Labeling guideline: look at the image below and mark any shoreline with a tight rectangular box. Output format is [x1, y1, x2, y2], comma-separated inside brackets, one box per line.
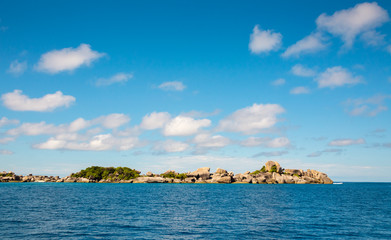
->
[1, 161, 333, 184]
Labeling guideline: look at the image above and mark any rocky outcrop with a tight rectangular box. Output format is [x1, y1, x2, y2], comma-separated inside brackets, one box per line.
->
[1, 161, 333, 184]
[265, 161, 283, 173]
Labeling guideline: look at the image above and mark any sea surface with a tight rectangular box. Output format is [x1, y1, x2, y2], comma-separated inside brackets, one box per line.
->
[0, 182, 390, 239]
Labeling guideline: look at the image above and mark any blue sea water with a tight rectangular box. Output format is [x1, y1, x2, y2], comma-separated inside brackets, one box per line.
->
[0, 183, 391, 239]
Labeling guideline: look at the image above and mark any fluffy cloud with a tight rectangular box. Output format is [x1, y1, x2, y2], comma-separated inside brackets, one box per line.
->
[2, 90, 75, 112]
[193, 133, 231, 148]
[0, 137, 15, 144]
[93, 113, 130, 129]
[7, 60, 27, 75]
[140, 112, 171, 130]
[163, 116, 211, 136]
[282, 33, 327, 57]
[158, 81, 186, 91]
[291, 64, 316, 77]
[328, 138, 365, 146]
[95, 72, 133, 86]
[249, 25, 282, 54]
[241, 137, 290, 148]
[154, 139, 189, 153]
[316, 2, 389, 48]
[0, 117, 19, 127]
[217, 103, 285, 135]
[290, 86, 310, 95]
[315, 66, 363, 88]
[0, 149, 13, 155]
[271, 78, 285, 86]
[34, 134, 139, 151]
[344, 94, 391, 117]
[35, 44, 104, 74]
[7, 113, 129, 136]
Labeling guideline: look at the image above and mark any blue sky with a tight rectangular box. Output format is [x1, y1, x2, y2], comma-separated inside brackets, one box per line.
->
[1, 0, 391, 181]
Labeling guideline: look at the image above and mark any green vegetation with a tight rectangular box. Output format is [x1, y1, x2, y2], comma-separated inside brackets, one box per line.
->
[270, 165, 277, 173]
[251, 166, 267, 175]
[71, 166, 140, 181]
[293, 174, 300, 178]
[161, 171, 188, 180]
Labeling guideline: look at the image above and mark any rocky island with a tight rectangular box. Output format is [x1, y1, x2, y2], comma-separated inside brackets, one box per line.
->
[0, 161, 333, 184]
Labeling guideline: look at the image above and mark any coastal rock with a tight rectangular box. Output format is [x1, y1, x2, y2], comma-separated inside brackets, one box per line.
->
[188, 167, 210, 180]
[211, 175, 232, 183]
[265, 161, 283, 173]
[146, 171, 154, 177]
[133, 177, 166, 183]
[215, 168, 227, 175]
[285, 169, 304, 176]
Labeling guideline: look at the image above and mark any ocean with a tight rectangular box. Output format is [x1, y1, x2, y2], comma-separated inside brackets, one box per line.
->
[1, 183, 390, 239]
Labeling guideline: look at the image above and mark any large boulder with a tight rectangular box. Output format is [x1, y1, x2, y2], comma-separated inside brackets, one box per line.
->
[215, 168, 227, 175]
[265, 161, 283, 173]
[211, 175, 232, 183]
[285, 169, 304, 176]
[133, 177, 166, 183]
[305, 169, 333, 184]
[188, 167, 211, 180]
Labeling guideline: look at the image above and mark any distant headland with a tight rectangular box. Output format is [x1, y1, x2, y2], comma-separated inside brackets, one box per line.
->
[0, 161, 333, 184]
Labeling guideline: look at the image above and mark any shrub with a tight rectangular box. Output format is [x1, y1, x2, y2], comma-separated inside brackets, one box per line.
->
[260, 166, 266, 172]
[270, 165, 277, 173]
[251, 170, 261, 175]
[72, 166, 140, 180]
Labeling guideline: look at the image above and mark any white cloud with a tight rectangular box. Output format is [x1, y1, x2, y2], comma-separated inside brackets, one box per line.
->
[154, 139, 189, 153]
[217, 103, 285, 135]
[193, 133, 230, 148]
[316, 2, 389, 48]
[6, 113, 129, 136]
[328, 138, 365, 146]
[7, 60, 27, 75]
[290, 86, 310, 95]
[0, 117, 19, 128]
[95, 72, 133, 86]
[34, 134, 139, 151]
[282, 32, 327, 57]
[291, 64, 316, 77]
[2, 90, 75, 112]
[307, 149, 343, 158]
[93, 113, 130, 129]
[344, 94, 391, 117]
[271, 78, 285, 86]
[0, 149, 13, 155]
[315, 66, 363, 88]
[360, 30, 386, 46]
[163, 116, 211, 136]
[241, 136, 290, 148]
[249, 25, 282, 54]
[140, 112, 171, 130]
[253, 151, 288, 157]
[0, 137, 15, 144]
[35, 44, 104, 74]
[158, 81, 186, 91]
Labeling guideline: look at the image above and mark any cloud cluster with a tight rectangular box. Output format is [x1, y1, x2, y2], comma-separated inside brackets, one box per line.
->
[217, 104, 285, 134]
[35, 44, 104, 74]
[2, 90, 75, 112]
[249, 25, 282, 54]
[315, 66, 363, 89]
[344, 94, 391, 117]
[163, 116, 211, 136]
[283, 2, 390, 57]
[0, 117, 19, 128]
[328, 138, 365, 146]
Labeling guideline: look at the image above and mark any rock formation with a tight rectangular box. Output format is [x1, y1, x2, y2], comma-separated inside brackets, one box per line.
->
[0, 161, 333, 184]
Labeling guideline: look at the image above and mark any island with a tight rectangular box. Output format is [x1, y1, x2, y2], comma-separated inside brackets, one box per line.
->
[0, 161, 333, 184]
